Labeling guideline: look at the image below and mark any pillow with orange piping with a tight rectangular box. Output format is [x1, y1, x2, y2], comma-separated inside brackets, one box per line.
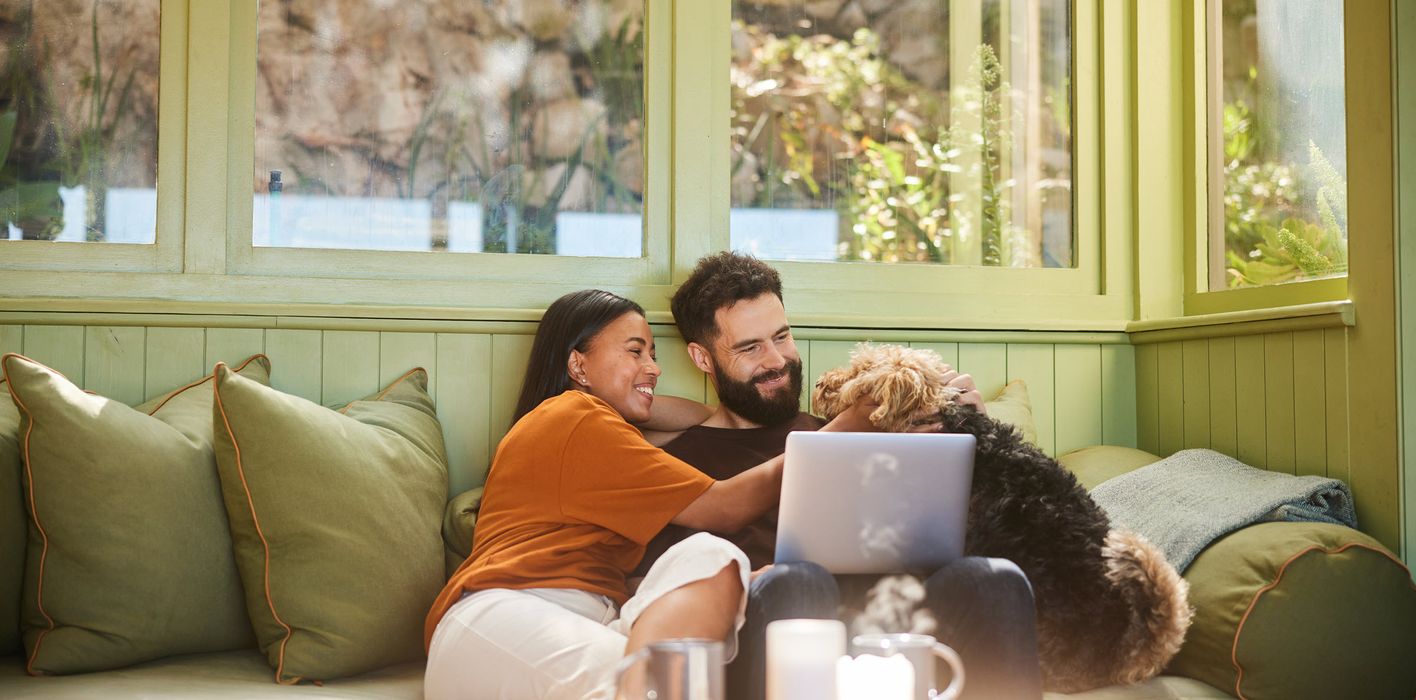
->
[1, 378, 23, 655]
[1, 353, 265, 674]
[212, 364, 447, 684]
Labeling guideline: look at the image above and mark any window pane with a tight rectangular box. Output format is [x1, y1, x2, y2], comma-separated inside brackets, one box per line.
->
[0, 0, 160, 244]
[729, 0, 1073, 266]
[1212, 0, 1346, 290]
[253, 1, 645, 257]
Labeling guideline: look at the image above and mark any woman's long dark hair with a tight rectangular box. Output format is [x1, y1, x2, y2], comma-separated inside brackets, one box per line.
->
[511, 289, 645, 426]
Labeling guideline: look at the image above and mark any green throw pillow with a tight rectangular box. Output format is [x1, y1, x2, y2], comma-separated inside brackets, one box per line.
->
[442, 486, 483, 579]
[1, 353, 265, 674]
[985, 379, 1039, 446]
[1057, 445, 1164, 491]
[1169, 522, 1416, 699]
[212, 364, 448, 684]
[0, 379, 23, 656]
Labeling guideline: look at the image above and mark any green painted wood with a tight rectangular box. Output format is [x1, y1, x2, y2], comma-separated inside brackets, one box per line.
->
[1007, 344, 1056, 455]
[23, 325, 85, 384]
[793, 339, 807, 413]
[652, 335, 705, 404]
[1181, 339, 1210, 449]
[1263, 333, 1297, 474]
[83, 326, 147, 405]
[379, 332, 438, 400]
[1135, 344, 1159, 454]
[1234, 334, 1268, 468]
[320, 331, 380, 406]
[144, 328, 205, 400]
[263, 329, 322, 402]
[958, 343, 1008, 401]
[807, 340, 860, 415]
[910, 342, 960, 370]
[1323, 328, 1351, 484]
[1156, 342, 1184, 457]
[490, 334, 535, 453]
[204, 327, 265, 370]
[436, 333, 493, 496]
[1207, 336, 1238, 457]
[1053, 345, 1102, 455]
[1291, 330, 1328, 477]
[0, 325, 21, 356]
[1100, 344, 1137, 448]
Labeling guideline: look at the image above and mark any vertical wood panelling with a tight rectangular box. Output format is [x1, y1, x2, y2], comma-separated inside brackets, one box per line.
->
[379, 333, 438, 399]
[23, 325, 85, 383]
[489, 334, 534, 453]
[144, 328, 206, 400]
[653, 335, 706, 403]
[789, 339, 805, 412]
[436, 333, 493, 497]
[1292, 330, 1328, 477]
[83, 326, 147, 405]
[1180, 339, 1210, 449]
[204, 328, 264, 370]
[958, 343, 1008, 400]
[1054, 345, 1102, 455]
[1135, 344, 1159, 454]
[1156, 342, 1184, 457]
[1207, 337, 1238, 457]
[1007, 344, 1056, 454]
[0, 325, 22, 356]
[807, 341, 859, 414]
[264, 329, 322, 402]
[1101, 344, 1137, 448]
[1324, 328, 1351, 484]
[1263, 333, 1296, 474]
[1234, 335, 1267, 468]
[321, 331, 380, 406]
[911, 342, 960, 370]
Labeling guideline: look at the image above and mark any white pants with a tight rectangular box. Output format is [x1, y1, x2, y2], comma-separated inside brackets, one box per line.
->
[425, 533, 750, 700]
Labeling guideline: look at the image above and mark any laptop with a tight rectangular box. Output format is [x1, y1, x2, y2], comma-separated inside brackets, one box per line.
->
[774, 431, 976, 574]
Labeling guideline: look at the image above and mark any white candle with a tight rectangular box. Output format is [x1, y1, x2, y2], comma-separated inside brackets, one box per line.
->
[766, 619, 846, 700]
[836, 653, 915, 700]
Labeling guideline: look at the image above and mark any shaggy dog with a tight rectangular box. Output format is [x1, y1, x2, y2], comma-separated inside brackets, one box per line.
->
[813, 344, 1191, 693]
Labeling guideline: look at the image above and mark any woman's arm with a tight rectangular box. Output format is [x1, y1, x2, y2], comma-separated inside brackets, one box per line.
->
[635, 395, 713, 432]
[670, 454, 784, 534]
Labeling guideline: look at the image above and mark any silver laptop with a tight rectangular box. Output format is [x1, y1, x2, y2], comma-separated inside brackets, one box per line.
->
[774, 432, 976, 574]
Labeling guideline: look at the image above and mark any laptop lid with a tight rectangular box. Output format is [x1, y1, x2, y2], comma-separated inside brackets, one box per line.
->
[774, 431, 976, 575]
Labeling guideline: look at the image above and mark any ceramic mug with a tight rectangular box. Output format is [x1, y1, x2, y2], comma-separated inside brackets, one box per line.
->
[614, 638, 725, 700]
[851, 633, 966, 700]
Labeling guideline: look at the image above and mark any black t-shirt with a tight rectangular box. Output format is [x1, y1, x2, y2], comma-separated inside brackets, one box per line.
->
[635, 412, 827, 574]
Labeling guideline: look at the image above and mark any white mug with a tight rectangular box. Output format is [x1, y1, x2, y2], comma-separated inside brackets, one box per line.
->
[851, 633, 966, 700]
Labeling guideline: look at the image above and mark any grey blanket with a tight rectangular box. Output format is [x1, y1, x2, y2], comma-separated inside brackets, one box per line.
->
[1090, 448, 1357, 572]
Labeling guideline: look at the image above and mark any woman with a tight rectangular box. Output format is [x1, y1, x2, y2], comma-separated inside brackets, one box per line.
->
[424, 290, 860, 700]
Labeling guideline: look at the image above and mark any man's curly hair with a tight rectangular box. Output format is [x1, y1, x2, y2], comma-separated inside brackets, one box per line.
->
[671, 252, 783, 346]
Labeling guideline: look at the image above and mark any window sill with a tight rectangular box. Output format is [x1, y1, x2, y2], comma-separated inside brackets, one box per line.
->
[1127, 300, 1354, 344]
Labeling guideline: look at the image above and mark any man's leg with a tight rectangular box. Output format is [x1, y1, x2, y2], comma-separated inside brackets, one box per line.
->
[729, 561, 840, 700]
[923, 556, 1043, 700]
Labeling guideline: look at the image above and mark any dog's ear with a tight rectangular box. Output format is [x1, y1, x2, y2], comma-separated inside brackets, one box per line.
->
[813, 367, 850, 421]
[867, 362, 933, 432]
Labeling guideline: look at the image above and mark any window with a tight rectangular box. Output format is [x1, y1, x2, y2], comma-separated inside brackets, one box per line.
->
[0, 0, 160, 244]
[252, 0, 645, 258]
[1208, 0, 1347, 290]
[728, 0, 1073, 267]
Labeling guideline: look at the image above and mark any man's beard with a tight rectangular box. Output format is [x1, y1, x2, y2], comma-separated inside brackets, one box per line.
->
[713, 357, 804, 427]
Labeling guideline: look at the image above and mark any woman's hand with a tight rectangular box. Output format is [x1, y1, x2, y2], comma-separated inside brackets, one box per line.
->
[939, 366, 986, 414]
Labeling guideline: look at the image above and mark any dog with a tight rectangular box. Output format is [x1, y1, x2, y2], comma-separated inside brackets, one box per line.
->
[813, 343, 1191, 693]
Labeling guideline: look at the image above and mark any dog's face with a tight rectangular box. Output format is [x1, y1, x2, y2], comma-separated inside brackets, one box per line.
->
[813, 344, 963, 432]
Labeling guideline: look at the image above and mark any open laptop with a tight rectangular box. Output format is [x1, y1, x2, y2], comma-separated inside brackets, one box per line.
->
[774, 431, 976, 574]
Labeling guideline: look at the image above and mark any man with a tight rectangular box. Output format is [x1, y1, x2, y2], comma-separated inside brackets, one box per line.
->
[641, 252, 1043, 700]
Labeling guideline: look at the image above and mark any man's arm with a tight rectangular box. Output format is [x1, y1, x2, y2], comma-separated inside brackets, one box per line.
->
[634, 395, 712, 446]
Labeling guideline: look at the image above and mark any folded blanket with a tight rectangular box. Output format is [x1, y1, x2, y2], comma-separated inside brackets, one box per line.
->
[1090, 448, 1357, 572]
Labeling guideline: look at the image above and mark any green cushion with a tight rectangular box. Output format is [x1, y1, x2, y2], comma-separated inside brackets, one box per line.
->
[0, 379, 23, 655]
[985, 380, 1039, 446]
[1168, 522, 1416, 699]
[442, 487, 483, 579]
[212, 365, 448, 683]
[1057, 445, 1164, 491]
[1, 353, 265, 674]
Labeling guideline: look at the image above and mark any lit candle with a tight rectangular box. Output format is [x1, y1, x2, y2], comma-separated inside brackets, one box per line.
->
[836, 653, 915, 700]
[765, 619, 846, 700]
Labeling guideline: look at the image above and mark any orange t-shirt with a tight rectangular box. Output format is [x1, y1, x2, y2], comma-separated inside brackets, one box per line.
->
[424, 390, 714, 650]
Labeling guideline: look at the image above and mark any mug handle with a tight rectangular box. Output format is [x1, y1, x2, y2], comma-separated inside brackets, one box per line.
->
[613, 647, 651, 699]
[929, 643, 966, 700]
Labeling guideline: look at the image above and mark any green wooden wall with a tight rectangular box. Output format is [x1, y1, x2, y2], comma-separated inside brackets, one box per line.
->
[0, 322, 1136, 498]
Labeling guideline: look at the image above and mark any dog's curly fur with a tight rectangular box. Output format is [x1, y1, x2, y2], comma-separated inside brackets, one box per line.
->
[814, 344, 1192, 692]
